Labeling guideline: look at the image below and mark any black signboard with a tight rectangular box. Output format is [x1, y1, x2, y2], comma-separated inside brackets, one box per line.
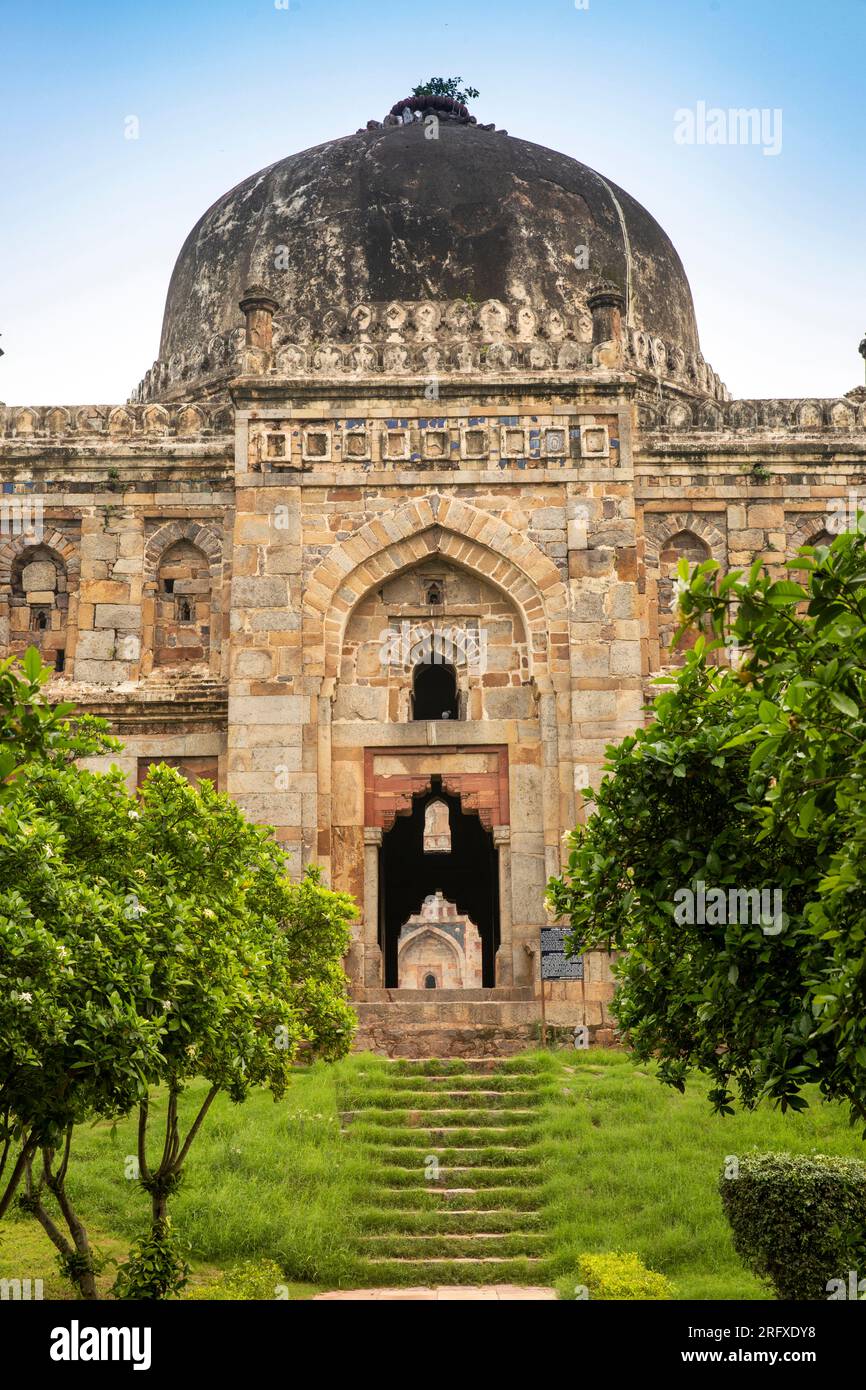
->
[540, 926, 584, 980]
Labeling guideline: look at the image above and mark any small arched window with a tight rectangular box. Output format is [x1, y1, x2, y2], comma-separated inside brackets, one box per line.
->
[424, 973, 437, 990]
[154, 540, 211, 666]
[10, 545, 68, 667]
[658, 528, 711, 664]
[660, 529, 710, 581]
[412, 662, 459, 720]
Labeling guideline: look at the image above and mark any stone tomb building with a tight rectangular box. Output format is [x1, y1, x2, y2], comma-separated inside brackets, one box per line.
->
[3, 96, 865, 1054]
[397, 892, 483, 993]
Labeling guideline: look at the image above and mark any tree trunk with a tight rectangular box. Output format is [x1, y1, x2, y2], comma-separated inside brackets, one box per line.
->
[34, 1140, 99, 1300]
[30, 1194, 98, 1300]
[151, 1192, 169, 1227]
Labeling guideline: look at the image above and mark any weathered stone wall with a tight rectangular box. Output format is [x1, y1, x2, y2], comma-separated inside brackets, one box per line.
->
[2, 377, 865, 1048]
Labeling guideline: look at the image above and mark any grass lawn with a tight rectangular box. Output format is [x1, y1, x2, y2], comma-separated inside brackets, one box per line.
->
[544, 1051, 864, 1299]
[1, 1049, 862, 1299]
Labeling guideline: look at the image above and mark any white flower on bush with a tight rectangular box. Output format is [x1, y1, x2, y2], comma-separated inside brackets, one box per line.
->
[11, 991, 33, 1004]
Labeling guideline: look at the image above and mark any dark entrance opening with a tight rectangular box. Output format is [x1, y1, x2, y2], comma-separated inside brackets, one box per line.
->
[412, 662, 459, 720]
[380, 777, 500, 987]
[424, 974, 437, 989]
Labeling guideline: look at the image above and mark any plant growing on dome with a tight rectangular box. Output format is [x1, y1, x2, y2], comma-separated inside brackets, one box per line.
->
[411, 77, 480, 105]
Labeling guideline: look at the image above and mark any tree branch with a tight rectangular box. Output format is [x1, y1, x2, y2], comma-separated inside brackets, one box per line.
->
[0, 1133, 36, 1222]
[137, 1096, 152, 1183]
[175, 1085, 219, 1171]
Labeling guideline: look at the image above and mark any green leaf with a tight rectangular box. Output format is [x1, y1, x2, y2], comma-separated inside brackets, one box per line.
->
[829, 691, 858, 719]
[22, 646, 43, 682]
[765, 580, 808, 606]
[749, 735, 782, 770]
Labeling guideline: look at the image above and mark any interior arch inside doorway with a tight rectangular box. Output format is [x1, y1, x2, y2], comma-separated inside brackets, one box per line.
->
[380, 777, 500, 988]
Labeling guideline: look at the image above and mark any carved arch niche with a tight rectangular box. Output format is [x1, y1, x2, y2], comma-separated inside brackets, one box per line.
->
[142, 522, 223, 677]
[0, 531, 80, 673]
[333, 554, 534, 724]
[645, 513, 726, 669]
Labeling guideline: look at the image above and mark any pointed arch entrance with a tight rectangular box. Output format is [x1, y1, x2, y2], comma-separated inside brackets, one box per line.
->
[380, 778, 500, 988]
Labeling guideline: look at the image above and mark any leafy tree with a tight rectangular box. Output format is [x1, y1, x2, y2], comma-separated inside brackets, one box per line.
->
[0, 649, 154, 1294]
[0, 646, 116, 790]
[547, 524, 866, 1130]
[411, 77, 480, 105]
[0, 650, 126, 1250]
[4, 762, 169, 1294]
[2, 650, 357, 1298]
[112, 766, 356, 1296]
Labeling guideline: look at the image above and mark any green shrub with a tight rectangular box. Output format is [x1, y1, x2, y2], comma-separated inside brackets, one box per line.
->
[187, 1259, 287, 1301]
[558, 1251, 673, 1300]
[719, 1152, 866, 1300]
[112, 1223, 190, 1301]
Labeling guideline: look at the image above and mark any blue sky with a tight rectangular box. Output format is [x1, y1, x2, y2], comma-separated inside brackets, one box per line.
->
[2, 0, 864, 404]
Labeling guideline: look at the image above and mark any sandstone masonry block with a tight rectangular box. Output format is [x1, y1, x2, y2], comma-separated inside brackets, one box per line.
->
[93, 604, 140, 630]
[232, 576, 289, 607]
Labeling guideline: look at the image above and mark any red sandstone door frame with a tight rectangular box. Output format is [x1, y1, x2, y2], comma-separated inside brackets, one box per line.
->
[362, 747, 512, 988]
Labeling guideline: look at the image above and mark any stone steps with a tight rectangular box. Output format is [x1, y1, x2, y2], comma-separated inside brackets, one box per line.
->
[353, 1021, 538, 1059]
[356, 987, 535, 1003]
[342, 1110, 540, 1127]
[358, 1234, 548, 1257]
[352, 997, 542, 1059]
[361, 1258, 548, 1282]
[348, 1071, 540, 1091]
[342, 1088, 541, 1105]
[343, 1126, 539, 1143]
[389, 1059, 543, 1074]
[339, 1058, 552, 1288]
[377, 1161, 543, 1178]
[355, 1209, 543, 1234]
[355, 1001, 540, 1023]
[369, 1149, 534, 1168]
[358, 1187, 543, 1211]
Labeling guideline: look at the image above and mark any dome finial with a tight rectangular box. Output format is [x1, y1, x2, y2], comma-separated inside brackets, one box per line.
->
[386, 93, 475, 125]
[386, 79, 479, 125]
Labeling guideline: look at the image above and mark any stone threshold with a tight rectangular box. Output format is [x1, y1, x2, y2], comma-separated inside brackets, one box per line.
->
[313, 1284, 556, 1301]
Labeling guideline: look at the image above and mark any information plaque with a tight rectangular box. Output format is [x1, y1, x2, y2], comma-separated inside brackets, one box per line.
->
[540, 926, 584, 981]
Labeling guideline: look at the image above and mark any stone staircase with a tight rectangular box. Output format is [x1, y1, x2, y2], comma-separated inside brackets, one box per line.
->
[351, 987, 540, 1058]
[339, 1057, 552, 1286]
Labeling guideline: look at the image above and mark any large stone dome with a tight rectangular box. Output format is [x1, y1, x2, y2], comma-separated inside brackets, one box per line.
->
[157, 116, 702, 368]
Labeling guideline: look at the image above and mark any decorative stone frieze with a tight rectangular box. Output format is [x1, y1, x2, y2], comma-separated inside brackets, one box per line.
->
[129, 298, 730, 406]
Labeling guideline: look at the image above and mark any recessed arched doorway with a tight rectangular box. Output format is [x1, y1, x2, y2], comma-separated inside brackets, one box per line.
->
[411, 662, 459, 720]
[380, 778, 500, 988]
